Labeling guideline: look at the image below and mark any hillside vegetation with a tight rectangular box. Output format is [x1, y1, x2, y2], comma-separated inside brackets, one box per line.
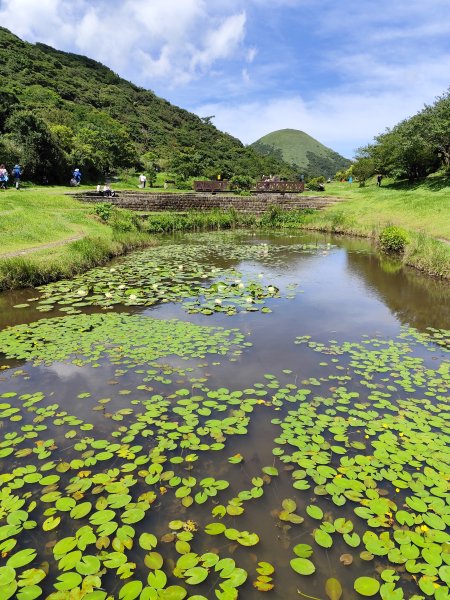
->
[350, 88, 450, 183]
[0, 27, 291, 183]
[250, 128, 351, 178]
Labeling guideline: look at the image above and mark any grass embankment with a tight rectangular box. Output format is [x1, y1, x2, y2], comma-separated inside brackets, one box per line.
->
[302, 176, 450, 279]
[1, 176, 449, 289]
[0, 187, 154, 290]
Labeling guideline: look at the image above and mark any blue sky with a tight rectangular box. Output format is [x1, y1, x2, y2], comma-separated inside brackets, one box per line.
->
[2, 0, 450, 158]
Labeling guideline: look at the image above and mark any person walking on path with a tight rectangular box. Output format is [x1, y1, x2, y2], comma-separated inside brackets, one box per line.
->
[377, 174, 383, 187]
[139, 173, 147, 188]
[12, 164, 23, 189]
[0, 164, 8, 190]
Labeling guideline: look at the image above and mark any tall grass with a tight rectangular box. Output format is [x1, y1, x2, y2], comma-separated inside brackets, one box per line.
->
[143, 209, 257, 233]
[0, 233, 155, 291]
[404, 233, 450, 279]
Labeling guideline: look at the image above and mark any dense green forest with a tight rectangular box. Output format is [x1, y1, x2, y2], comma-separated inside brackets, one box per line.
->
[250, 128, 351, 179]
[351, 89, 450, 183]
[0, 27, 293, 184]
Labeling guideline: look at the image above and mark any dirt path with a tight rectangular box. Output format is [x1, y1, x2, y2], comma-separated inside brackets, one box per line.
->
[0, 234, 84, 259]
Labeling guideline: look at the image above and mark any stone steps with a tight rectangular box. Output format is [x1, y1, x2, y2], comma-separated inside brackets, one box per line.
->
[71, 191, 344, 215]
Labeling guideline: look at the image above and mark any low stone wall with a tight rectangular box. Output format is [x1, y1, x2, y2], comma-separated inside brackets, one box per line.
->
[73, 191, 342, 214]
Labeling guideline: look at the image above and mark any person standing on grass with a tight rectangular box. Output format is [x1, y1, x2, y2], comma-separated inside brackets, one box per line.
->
[0, 164, 8, 189]
[12, 164, 22, 189]
[377, 174, 383, 187]
[139, 173, 147, 188]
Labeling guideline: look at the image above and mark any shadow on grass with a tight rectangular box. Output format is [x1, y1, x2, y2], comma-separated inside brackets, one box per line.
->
[384, 175, 450, 191]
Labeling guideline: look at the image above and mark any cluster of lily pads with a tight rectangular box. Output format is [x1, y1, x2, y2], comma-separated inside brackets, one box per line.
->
[13, 237, 328, 316]
[0, 305, 448, 599]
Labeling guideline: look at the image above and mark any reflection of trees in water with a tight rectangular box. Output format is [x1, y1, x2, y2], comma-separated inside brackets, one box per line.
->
[346, 251, 450, 331]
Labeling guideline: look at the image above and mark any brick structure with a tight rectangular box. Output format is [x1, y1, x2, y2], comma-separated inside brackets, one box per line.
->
[72, 191, 342, 215]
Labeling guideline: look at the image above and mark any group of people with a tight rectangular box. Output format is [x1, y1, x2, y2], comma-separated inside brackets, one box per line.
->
[96, 183, 116, 197]
[0, 163, 23, 190]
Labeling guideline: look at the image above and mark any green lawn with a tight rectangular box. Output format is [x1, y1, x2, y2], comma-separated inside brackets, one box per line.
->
[0, 176, 448, 285]
[308, 175, 450, 240]
[0, 186, 111, 254]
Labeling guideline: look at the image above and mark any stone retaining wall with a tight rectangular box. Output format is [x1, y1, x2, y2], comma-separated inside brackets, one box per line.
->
[73, 191, 342, 214]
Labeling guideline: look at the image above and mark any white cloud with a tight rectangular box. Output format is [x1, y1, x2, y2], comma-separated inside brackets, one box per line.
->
[246, 47, 257, 63]
[190, 12, 246, 72]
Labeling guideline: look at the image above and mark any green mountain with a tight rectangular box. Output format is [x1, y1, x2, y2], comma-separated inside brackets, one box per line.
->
[0, 27, 290, 183]
[250, 129, 351, 178]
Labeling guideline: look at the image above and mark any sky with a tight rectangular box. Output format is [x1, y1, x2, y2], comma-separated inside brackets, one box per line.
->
[1, 0, 450, 158]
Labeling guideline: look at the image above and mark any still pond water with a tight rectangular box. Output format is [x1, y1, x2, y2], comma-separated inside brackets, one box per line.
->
[0, 230, 448, 600]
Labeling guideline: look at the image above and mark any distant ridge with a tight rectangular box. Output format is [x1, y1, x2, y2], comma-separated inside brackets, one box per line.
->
[250, 128, 351, 177]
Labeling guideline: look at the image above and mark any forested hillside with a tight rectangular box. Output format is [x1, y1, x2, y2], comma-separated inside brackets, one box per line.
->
[250, 129, 351, 178]
[353, 89, 450, 182]
[0, 27, 290, 183]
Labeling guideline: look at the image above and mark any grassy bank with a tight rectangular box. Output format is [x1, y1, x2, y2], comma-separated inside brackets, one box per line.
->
[301, 176, 450, 278]
[0, 187, 155, 290]
[1, 178, 449, 290]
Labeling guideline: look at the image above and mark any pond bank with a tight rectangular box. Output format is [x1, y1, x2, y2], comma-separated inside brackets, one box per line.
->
[0, 232, 155, 291]
[1, 181, 449, 290]
[298, 220, 450, 280]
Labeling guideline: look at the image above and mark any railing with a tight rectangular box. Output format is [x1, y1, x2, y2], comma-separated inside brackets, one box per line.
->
[253, 181, 305, 193]
[193, 180, 230, 192]
[193, 180, 305, 193]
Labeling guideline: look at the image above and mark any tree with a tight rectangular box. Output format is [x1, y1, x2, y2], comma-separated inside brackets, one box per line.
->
[168, 149, 203, 180]
[422, 89, 450, 171]
[352, 155, 376, 186]
[71, 124, 138, 179]
[5, 110, 68, 183]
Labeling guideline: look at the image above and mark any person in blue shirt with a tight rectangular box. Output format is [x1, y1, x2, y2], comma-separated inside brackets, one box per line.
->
[72, 168, 82, 185]
[12, 164, 23, 189]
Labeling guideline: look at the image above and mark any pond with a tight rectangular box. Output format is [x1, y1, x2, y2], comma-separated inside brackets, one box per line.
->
[0, 230, 448, 600]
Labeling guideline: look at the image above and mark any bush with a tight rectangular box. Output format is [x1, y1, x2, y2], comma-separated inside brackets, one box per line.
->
[93, 203, 113, 222]
[229, 175, 254, 192]
[307, 176, 325, 191]
[379, 226, 409, 253]
[175, 179, 193, 190]
[109, 209, 142, 232]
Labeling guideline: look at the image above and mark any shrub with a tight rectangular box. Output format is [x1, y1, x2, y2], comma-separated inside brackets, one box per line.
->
[109, 209, 142, 232]
[94, 202, 113, 222]
[307, 177, 325, 191]
[379, 226, 409, 253]
[229, 175, 254, 192]
[175, 179, 193, 190]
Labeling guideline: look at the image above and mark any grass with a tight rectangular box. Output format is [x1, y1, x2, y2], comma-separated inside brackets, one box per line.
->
[301, 175, 450, 278]
[0, 186, 155, 290]
[0, 175, 449, 289]
[305, 175, 450, 240]
[0, 186, 109, 253]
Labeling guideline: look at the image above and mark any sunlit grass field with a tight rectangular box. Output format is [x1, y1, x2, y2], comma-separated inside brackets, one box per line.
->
[0, 174, 448, 286]
[308, 175, 450, 240]
[0, 186, 111, 254]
